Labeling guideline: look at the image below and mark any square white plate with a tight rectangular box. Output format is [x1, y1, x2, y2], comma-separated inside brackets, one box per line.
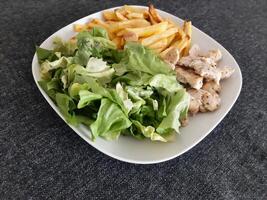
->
[32, 6, 242, 164]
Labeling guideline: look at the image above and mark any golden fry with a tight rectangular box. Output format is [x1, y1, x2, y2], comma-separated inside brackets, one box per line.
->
[109, 19, 151, 33]
[123, 21, 168, 38]
[182, 21, 192, 56]
[112, 37, 122, 49]
[166, 34, 176, 47]
[75, 5, 191, 52]
[149, 13, 157, 24]
[105, 21, 116, 24]
[141, 27, 178, 46]
[153, 47, 165, 53]
[126, 12, 144, 19]
[148, 38, 168, 49]
[103, 10, 117, 21]
[148, 4, 163, 23]
[177, 36, 189, 51]
[122, 5, 147, 14]
[73, 24, 87, 32]
[90, 19, 109, 29]
[115, 9, 128, 21]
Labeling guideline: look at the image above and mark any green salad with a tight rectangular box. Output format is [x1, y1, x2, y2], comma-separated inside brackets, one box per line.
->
[36, 27, 190, 142]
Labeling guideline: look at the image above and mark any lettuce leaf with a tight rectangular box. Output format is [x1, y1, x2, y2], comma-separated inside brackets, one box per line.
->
[74, 28, 116, 66]
[90, 98, 132, 140]
[40, 56, 72, 79]
[132, 120, 167, 142]
[77, 90, 102, 109]
[113, 42, 175, 76]
[53, 37, 77, 56]
[149, 74, 183, 95]
[36, 32, 191, 142]
[156, 89, 190, 134]
[55, 93, 77, 125]
[36, 46, 57, 63]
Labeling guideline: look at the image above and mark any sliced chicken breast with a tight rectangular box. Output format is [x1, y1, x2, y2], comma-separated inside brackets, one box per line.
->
[176, 66, 203, 90]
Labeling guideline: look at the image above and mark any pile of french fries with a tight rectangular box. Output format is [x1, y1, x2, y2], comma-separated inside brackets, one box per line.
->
[73, 4, 192, 57]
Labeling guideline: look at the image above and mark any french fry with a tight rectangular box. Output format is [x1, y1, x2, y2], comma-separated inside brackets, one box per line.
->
[126, 12, 144, 19]
[149, 13, 157, 25]
[177, 27, 186, 39]
[73, 24, 87, 32]
[182, 21, 192, 56]
[108, 31, 116, 40]
[109, 19, 151, 33]
[87, 19, 116, 40]
[75, 5, 191, 52]
[116, 29, 128, 36]
[153, 47, 165, 53]
[112, 37, 122, 49]
[123, 21, 168, 38]
[122, 5, 147, 14]
[166, 34, 176, 47]
[177, 36, 189, 51]
[141, 27, 178, 46]
[89, 19, 110, 29]
[103, 10, 117, 21]
[161, 36, 189, 57]
[120, 37, 125, 48]
[148, 4, 163, 23]
[105, 21, 116, 24]
[148, 38, 168, 49]
[115, 9, 128, 21]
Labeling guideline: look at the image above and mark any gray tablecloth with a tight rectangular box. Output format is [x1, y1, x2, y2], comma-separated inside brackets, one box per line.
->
[1, 0, 266, 199]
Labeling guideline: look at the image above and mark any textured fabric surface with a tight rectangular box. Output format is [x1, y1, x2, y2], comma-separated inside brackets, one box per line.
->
[0, 0, 266, 199]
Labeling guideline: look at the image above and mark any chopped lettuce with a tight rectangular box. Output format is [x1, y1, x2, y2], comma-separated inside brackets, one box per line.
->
[90, 98, 132, 140]
[132, 120, 167, 142]
[53, 37, 77, 56]
[149, 74, 183, 94]
[36, 30, 190, 142]
[113, 42, 175, 76]
[77, 90, 102, 109]
[36, 46, 57, 63]
[156, 89, 190, 134]
[74, 28, 116, 66]
[40, 56, 72, 79]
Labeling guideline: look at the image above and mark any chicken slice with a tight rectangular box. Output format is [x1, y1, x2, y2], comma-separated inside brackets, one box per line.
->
[218, 66, 235, 79]
[188, 89, 221, 114]
[176, 66, 203, 90]
[202, 81, 221, 94]
[200, 92, 220, 112]
[187, 89, 203, 114]
[188, 58, 221, 84]
[163, 47, 180, 65]
[206, 49, 222, 62]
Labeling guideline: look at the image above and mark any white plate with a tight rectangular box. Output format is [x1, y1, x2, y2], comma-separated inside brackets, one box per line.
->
[32, 6, 242, 164]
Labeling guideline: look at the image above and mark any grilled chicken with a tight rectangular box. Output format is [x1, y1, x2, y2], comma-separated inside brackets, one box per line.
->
[176, 66, 203, 89]
[218, 66, 235, 79]
[188, 58, 221, 83]
[188, 89, 221, 114]
[206, 49, 222, 62]
[202, 81, 221, 94]
[163, 47, 180, 65]
[178, 45, 234, 84]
